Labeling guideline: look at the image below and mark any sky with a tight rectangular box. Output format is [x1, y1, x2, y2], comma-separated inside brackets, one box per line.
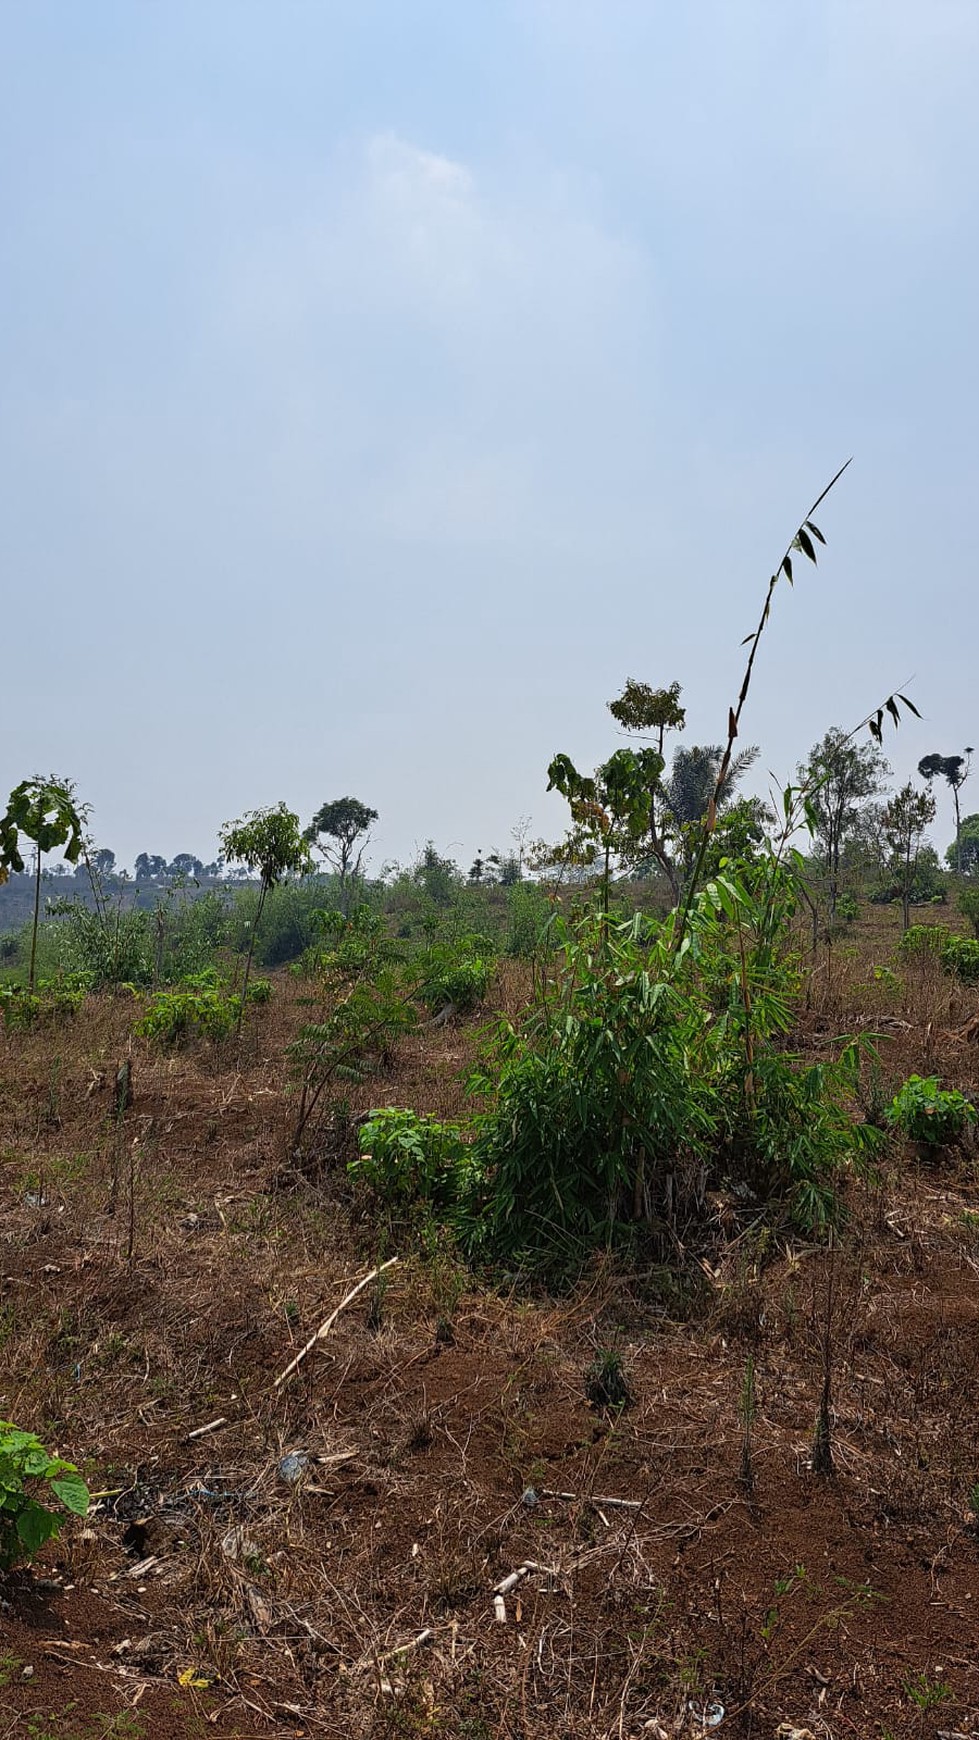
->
[2, 1, 977, 873]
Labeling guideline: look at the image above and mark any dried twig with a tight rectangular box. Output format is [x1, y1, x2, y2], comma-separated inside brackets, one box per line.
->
[273, 1258, 399, 1390]
[185, 1415, 228, 1442]
[540, 1487, 643, 1511]
[491, 1559, 558, 1623]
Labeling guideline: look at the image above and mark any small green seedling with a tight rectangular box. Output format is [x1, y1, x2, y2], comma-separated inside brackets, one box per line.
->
[0, 1421, 90, 1570]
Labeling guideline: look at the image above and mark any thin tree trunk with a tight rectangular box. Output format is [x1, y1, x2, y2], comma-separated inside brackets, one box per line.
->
[29, 847, 42, 992]
[237, 881, 267, 1036]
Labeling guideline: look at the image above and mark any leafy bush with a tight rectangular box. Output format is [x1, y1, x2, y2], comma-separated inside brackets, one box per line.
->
[899, 923, 979, 984]
[835, 892, 859, 923]
[351, 1107, 478, 1223]
[134, 983, 240, 1046]
[0, 981, 85, 1032]
[467, 863, 878, 1271]
[899, 924, 949, 961]
[416, 935, 494, 1015]
[0, 1422, 89, 1570]
[886, 1075, 977, 1147]
[506, 882, 553, 958]
[941, 934, 979, 984]
[959, 886, 979, 940]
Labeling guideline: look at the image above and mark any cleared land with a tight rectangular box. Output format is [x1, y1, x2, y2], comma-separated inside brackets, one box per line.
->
[2, 908, 979, 1738]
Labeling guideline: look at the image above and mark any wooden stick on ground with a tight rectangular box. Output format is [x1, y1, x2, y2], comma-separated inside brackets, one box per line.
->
[273, 1258, 400, 1390]
[540, 1487, 643, 1511]
[186, 1415, 228, 1442]
[491, 1559, 557, 1623]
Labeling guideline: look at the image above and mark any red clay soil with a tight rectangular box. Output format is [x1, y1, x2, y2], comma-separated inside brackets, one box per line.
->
[2, 931, 979, 1737]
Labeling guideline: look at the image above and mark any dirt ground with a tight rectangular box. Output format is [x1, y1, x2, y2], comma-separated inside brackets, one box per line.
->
[3, 909, 979, 1738]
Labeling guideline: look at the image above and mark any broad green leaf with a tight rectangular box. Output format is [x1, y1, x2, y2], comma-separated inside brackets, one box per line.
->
[50, 1471, 90, 1516]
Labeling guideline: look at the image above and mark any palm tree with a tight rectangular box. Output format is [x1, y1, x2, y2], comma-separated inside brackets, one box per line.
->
[664, 744, 760, 827]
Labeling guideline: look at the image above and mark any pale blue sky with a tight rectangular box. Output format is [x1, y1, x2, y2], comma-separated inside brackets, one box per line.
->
[2, 2, 977, 870]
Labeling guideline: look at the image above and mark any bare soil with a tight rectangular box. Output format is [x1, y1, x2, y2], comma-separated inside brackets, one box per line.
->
[3, 908, 979, 1737]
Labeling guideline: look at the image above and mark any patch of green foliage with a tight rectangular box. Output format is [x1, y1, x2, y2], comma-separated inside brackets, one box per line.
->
[941, 934, 979, 983]
[466, 860, 882, 1273]
[0, 1421, 89, 1570]
[886, 1074, 977, 1148]
[350, 1107, 479, 1233]
[899, 923, 979, 983]
[959, 885, 979, 939]
[134, 980, 242, 1047]
[416, 934, 495, 1015]
[0, 980, 86, 1031]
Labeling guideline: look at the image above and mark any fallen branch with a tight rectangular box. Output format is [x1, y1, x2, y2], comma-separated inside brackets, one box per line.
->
[273, 1258, 399, 1390]
[540, 1487, 643, 1511]
[186, 1415, 228, 1442]
[491, 1559, 558, 1623]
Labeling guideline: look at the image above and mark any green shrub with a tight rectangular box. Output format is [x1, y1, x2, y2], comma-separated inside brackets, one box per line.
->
[0, 1421, 89, 1570]
[941, 934, 979, 984]
[0, 981, 85, 1031]
[898, 924, 949, 961]
[468, 865, 880, 1271]
[134, 984, 240, 1047]
[835, 891, 859, 923]
[350, 1107, 479, 1225]
[960, 886, 979, 940]
[416, 936, 494, 1015]
[898, 923, 979, 984]
[506, 882, 553, 958]
[886, 1075, 977, 1147]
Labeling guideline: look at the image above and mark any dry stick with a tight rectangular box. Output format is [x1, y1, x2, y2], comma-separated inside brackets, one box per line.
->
[540, 1487, 642, 1511]
[186, 1415, 228, 1442]
[491, 1559, 559, 1624]
[273, 1258, 400, 1390]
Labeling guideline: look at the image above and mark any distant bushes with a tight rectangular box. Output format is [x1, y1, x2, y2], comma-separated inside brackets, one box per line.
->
[900, 924, 979, 984]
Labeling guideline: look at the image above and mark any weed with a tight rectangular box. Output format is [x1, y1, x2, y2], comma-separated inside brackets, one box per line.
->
[904, 1668, 951, 1711]
[585, 1346, 633, 1412]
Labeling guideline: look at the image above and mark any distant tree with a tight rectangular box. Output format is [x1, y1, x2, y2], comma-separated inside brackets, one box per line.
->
[305, 797, 378, 911]
[0, 775, 86, 989]
[169, 853, 204, 881]
[493, 851, 522, 886]
[413, 843, 459, 908]
[947, 814, 979, 877]
[201, 860, 223, 879]
[219, 804, 311, 1027]
[799, 729, 890, 916]
[883, 782, 937, 931]
[134, 853, 167, 881]
[90, 848, 116, 879]
[918, 750, 973, 874]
